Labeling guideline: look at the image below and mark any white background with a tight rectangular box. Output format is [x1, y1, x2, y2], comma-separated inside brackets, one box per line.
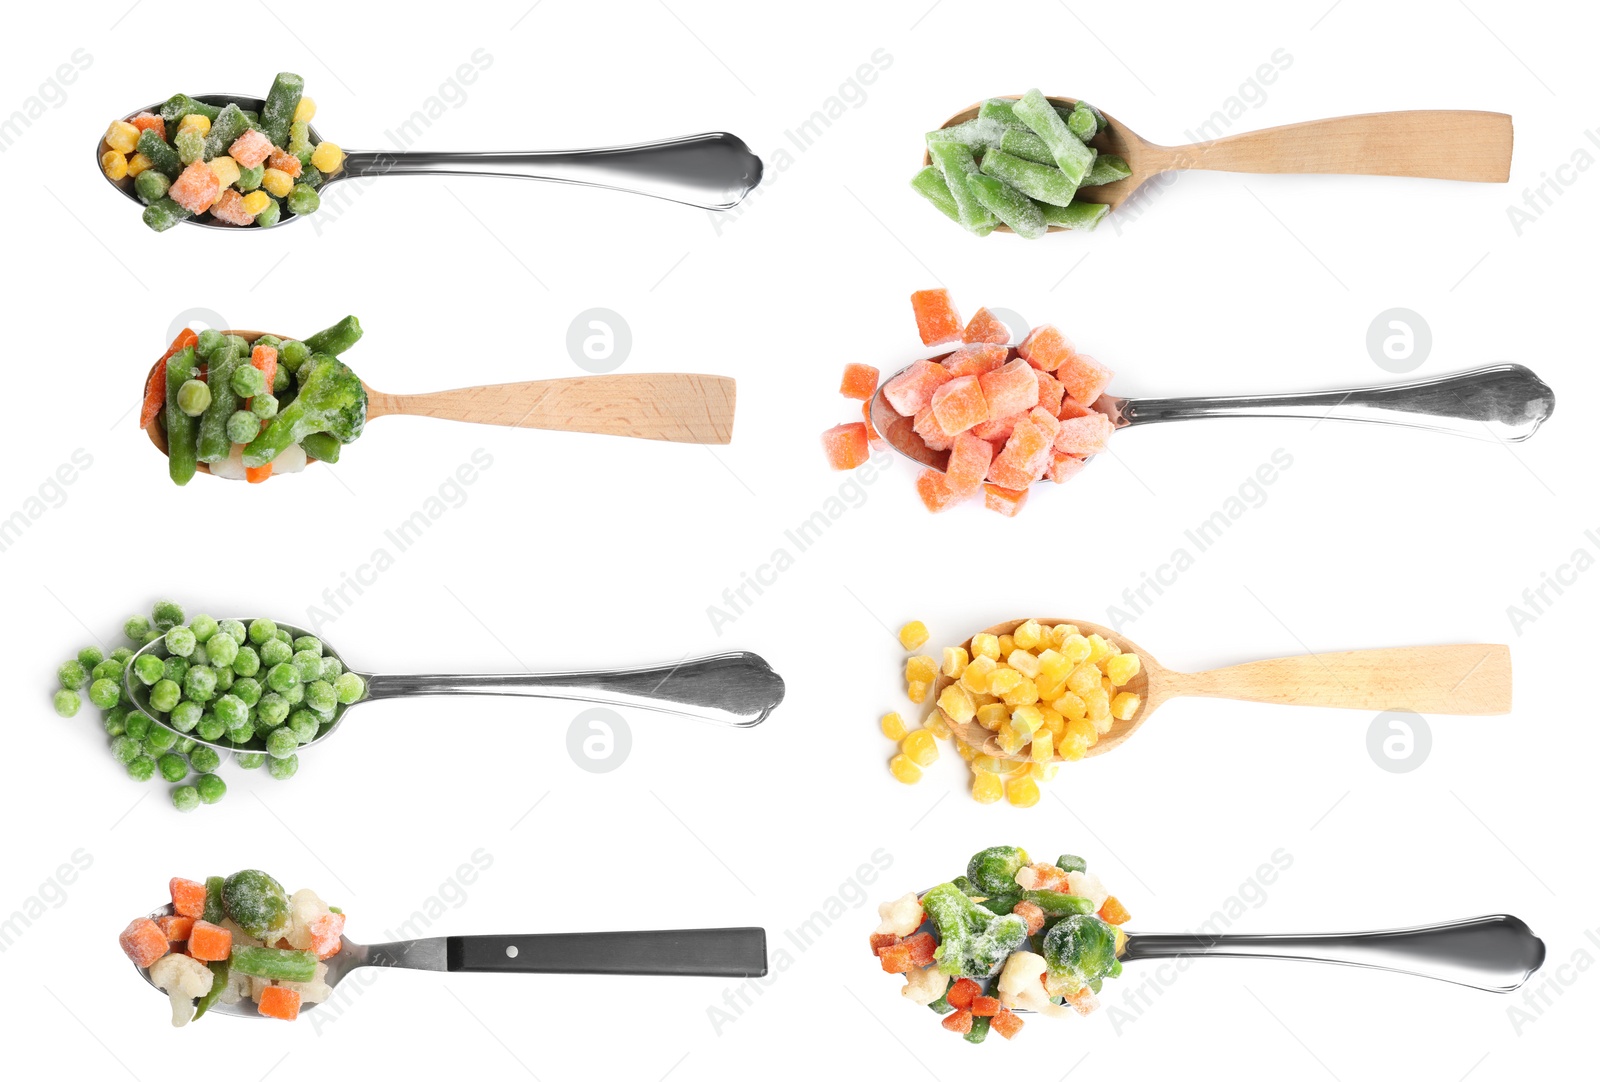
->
[0, 0, 1594, 1078]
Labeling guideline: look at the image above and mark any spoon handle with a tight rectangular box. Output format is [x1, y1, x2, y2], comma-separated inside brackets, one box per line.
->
[1168, 644, 1510, 715]
[366, 373, 735, 445]
[1123, 915, 1543, 992]
[338, 132, 763, 210]
[362, 652, 784, 727]
[1121, 364, 1553, 443]
[444, 927, 767, 978]
[1162, 110, 1512, 182]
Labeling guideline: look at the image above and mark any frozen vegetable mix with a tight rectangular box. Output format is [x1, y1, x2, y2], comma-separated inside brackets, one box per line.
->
[101, 73, 345, 231]
[870, 847, 1130, 1043]
[139, 317, 368, 484]
[119, 871, 346, 1025]
[913, 90, 1127, 237]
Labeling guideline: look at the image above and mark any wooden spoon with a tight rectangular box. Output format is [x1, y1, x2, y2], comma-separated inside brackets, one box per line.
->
[928, 98, 1512, 229]
[144, 329, 735, 476]
[933, 618, 1511, 762]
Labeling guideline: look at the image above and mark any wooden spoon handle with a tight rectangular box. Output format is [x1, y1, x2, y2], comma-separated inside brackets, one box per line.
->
[366, 373, 735, 445]
[1165, 111, 1512, 182]
[1166, 645, 1511, 715]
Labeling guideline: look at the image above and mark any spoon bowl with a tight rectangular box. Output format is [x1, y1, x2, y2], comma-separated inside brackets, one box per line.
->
[933, 618, 1511, 763]
[927, 96, 1512, 230]
[104, 93, 763, 230]
[123, 616, 785, 757]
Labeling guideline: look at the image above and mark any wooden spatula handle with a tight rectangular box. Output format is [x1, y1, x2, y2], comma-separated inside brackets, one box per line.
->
[1169, 645, 1511, 715]
[367, 373, 735, 445]
[1168, 111, 1512, 182]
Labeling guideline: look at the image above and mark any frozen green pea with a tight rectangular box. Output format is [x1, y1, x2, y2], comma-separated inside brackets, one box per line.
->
[256, 693, 290, 727]
[266, 727, 299, 759]
[145, 724, 177, 752]
[274, 628, 292, 644]
[231, 365, 267, 398]
[287, 709, 319, 743]
[152, 600, 185, 632]
[226, 718, 255, 745]
[232, 677, 262, 709]
[226, 410, 259, 444]
[206, 633, 238, 669]
[163, 656, 189, 684]
[196, 329, 225, 358]
[267, 753, 298, 780]
[212, 665, 233, 692]
[54, 689, 81, 717]
[110, 735, 141, 764]
[110, 647, 133, 665]
[134, 654, 165, 686]
[125, 712, 151, 741]
[304, 679, 336, 714]
[177, 378, 212, 418]
[249, 618, 277, 645]
[196, 714, 226, 741]
[334, 672, 364, 704]
[280, 682, 304, 706]
[267, 662, 301, 693]
[260, 639, 292, 667]
[190, 614, 218, 643]
[154, 676, 185, 709]
[196, 773, 227, 804]
[319, 656, 343, 680]
[170, 700, 203, 733]
[92, 658, 125, 683]
[280, 340, 310, 372]
[124, 614, 152, 641]
[175, 736, 196, 755]
[174, 128, 204, 164]
[172, 785, 200, 812]
[293, 636, 323, 656]
[255, 200, 282, 229]
[88, 678, 120, 710]
[57, 659, 87, 690]
[164, 626, 196, 657]
[127, 755, 157, 782]
[142, 629, 163, 646]
[235, 752, 266, 770]
[158, 752, 188, 782]
[286, 184, 320, 216]
[189, 745, 221, 773]
[213, 694, 248, 729]
[251, 392, 279, 419]
[291, 650, 322, 683]
[232, 645, 261, 677]
[103, 706, 129, 737]
[218, 619, 247, 644]
[183, 666, 217, 703]
[78, 646, 104, 670]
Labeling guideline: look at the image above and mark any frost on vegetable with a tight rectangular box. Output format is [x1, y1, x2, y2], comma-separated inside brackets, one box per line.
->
[901, 964, 950, 1007]
[997, 950, 1071, 1018]
[149, 953, 213, 1027]
[874, 891, 925, 938]
[222, 869, 291, 940]
[922, 882, 1028, 978]
[1042, 913, 1120, 997]
[965, 846, 1029, 896]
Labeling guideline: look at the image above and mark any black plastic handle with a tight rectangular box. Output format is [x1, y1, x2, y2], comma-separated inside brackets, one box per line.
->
[446, 927, 767, 977]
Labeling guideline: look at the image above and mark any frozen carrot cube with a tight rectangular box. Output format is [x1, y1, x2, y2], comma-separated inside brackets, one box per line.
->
[915, 469, 961, 512]
[962, 306, 1012, 345]
[992, 1008, 1024, 1039]
[258, 985, 301, 1021]
[119, 917, 170, 967]
[839, 363, 879, 401]
[984, 484, 1030, 517]
[912, 406, 952, 451]
[168, 161, 221, 214]
[210, 188, 254, 226]
[860, 400, 881, 443]
[1018, 324, 1074, 371]
[170, 878, 208, 918]
[979, 358, 1040, 420]
[187, 920, 233, 962]
[307, 912, 346, 958]
[1053, 412, 1115, 455]
[157, 915, 194, 941]
[902, 931, 937, 967]
[910, 288, 962, 345]
[930, 375, 988, 437]
[1047, 452, 1088, 484]
[946, 978, 980, 1009]
[971, 411, 1024, 442]
[1055, 352, 1114, 406]
[869, 932, 899, 955]
[942, 1007, 974, 1035]
[987, 417, 1051, 489]
[945, 433, 993, 498]
[130, 112, 166, 140]
[1057, 395, 1093, 420]
[267, 148, 303, 178]
[1012, 900, 1046, 935]
[878, 941, 916, 973]
[1099, 896, 1132, 925]
[971, 995, 1000, 1017]
[1027, 407, 1060, 445]
[940, 343, 1007, 379]
[228, 128, 275, 169]
[882, 359, 952, 416]
[1034, 370, 1065, 416]
[821, 422, 870, 470]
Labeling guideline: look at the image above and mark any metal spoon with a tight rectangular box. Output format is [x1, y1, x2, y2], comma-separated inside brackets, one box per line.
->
[103, 93, 763, 229]
[933, 618, 1509, 762]
[135, 902, 766, 1019]
[930, 97, 1511, 229]
[124, 619, 784, 756]
[870, 362, 1553, 481]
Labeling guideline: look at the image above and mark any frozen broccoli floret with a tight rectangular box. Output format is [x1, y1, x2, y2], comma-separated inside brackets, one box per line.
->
[922, 881, 1028, 978]
[149, 952, 213, 1027]
[966, 846, 1029, 895]
[1042, 913, 1121, 995]
[243, 355, 367, 467]
[222, 869, 291, 940]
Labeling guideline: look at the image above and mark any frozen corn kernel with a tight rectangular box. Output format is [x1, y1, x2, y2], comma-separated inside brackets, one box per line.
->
[100, 151, 128, 180]
[1105, 653, 1141, 686]
[976, 703, 1009, 731]
[1007, 650, 1042, 679]
[293, 96, 317, 123]
[240, 190, 272, 217]
[906, 655, 938, 685]
[997, 634, 1016, 657]
[956, 742, 977, 762]
[898, 621, 930, 650]
[903, 729, 940, 767]
[971, 633, 1000, 661]
[1035, 677, 1067, 703]
[1110, 692, 1141, 721]
[261, 168, 295, 198]
[996, 722, 1028, 756]
[1031, 730, 1054, 761]
[1013, 620, 1043, 649]
[1061, 634, 1092, 666]
[1067, 664, 1100, 697]
[907, 681, 929, 705]
[1086, 633, 1118, 665]
[126, 152, 153, 178]
[1060, 717, 1096, 760]
[1039, 706, 1065, 735]
[1010, 704, 1043, 736]
[973, 754, 1026, 775]
[925, 710, 952, 740]
[1000, 678, 1039, 707]
[1030, 761, 1060, 782]
[881, 712, 908, 740]
[105, 119, 140, 154]
[960, 655, 997, 694]
[310, 141, 344, 174]
[971, 771, 1004, 804]
[986, 667, 1023, 697]
[889, 753, 923, 784]
[206, 155, 242, 190]
[1083, 687, 1112, 723]
[937, 684, 976, 725]
[1036, 649, 1068, 682]
[941, 647, 969, 678]
[1006, 775, 1041, 807]
[177, 112, 211, 136]
[1052, 692, 1087, 721]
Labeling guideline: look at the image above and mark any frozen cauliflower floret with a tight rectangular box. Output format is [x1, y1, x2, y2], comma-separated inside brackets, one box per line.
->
[1067, 870, 1108, 911]
[901, 964, 949, 1007]
[997, 950, 1071, 1018]
[286, 888, 330, 950]
[281, 961, 333, 1005]
[149, 953, 213, 1027]
[874, 891, 925, 938]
